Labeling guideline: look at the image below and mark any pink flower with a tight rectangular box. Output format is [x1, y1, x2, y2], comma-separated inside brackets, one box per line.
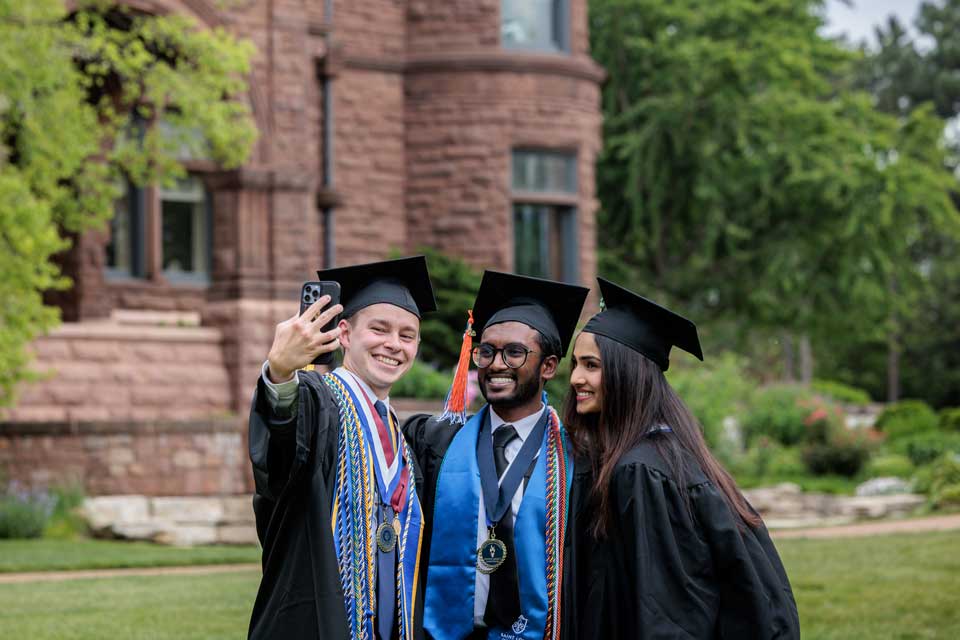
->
[804, 407, 829, 426]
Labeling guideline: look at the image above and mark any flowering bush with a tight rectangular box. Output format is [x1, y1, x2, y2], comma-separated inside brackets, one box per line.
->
[0, 481, 56, 539]
[799, 402, 872, 477]
[801, 430, 872, 477]
[742, 385, 813, 446]
[801, 400, 845, 445]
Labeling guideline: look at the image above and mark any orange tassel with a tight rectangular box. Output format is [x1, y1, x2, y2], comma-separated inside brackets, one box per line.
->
[441, 310, 474, 424]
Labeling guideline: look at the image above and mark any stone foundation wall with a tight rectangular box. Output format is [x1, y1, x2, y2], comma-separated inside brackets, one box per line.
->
[0, 418, 250, 496]
[2, 316, 232, 423]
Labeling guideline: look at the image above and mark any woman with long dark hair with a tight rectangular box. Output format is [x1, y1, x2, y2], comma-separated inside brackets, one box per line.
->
[560, 279, 799, 639]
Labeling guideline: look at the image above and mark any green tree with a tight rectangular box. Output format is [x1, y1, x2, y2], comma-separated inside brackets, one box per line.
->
[409, 247, 482, 369]
[0, 0, 256, 406]
[590, 0, 959, 388]
[821, 0, 960, 405]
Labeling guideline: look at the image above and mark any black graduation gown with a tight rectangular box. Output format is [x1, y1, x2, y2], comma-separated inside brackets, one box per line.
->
[561, 441, 800, 640]
[247, 371, 428, 640]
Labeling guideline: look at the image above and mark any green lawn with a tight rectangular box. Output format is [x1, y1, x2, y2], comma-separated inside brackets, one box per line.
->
[0, 532, 957, 638]
[0, 570, 259, 639]
[779, 531, 960, 639]
[0, 538, 260, 573]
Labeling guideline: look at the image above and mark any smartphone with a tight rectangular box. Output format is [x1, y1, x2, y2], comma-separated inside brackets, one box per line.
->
[299, 281, 342, 366]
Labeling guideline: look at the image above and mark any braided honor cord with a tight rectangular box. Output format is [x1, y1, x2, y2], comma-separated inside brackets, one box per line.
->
[542, 407, 568, 640]
[323, 374, 376, 640]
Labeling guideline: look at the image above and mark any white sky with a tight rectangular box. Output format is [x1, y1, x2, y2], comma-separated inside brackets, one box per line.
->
[824, 0, 925, 47]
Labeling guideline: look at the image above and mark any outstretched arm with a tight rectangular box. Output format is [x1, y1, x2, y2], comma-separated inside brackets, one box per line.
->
[262, 294, 342, 416]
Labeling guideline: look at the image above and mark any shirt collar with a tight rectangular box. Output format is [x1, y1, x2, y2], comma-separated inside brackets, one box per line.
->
[489, 403, 545, 443]
[336, 366, 390, 412]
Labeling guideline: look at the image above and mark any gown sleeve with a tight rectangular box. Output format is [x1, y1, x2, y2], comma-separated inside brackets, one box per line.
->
[248, 370, 340, 543]
[247, 371, 349, 640]
[688, 481, 801, 639]
[602, 461, 799, 639]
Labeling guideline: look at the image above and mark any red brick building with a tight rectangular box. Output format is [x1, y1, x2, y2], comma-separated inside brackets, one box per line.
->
[0, 0, 603, 497]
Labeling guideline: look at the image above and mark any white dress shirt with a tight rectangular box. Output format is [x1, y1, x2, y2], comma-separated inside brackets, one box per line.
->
[473, 403, 546, 626]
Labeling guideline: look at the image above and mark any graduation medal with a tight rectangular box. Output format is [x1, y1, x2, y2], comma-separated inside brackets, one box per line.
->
[377, 520, 398, 553]
[477, 529, 507, 574]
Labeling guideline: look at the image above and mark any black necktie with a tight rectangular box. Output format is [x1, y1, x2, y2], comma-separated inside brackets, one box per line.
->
[492, 424, 518, 479]
[484, 425, 522, 629]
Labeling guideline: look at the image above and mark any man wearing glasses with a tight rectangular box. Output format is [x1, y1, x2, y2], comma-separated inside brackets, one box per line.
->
[403, 271, 589, 640]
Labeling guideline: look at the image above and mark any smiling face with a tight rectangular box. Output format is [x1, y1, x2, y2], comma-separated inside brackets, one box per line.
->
[477, 321, 557, 420]
[339, 303, 419, 398]
[570, 332, 603, 414]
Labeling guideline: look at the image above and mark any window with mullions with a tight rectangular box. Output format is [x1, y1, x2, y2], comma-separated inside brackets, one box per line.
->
[104, 175, 212, 285]
[511, 150, 578, 282]
[501, 0, 568, 52]
[161, 177, 211, 284]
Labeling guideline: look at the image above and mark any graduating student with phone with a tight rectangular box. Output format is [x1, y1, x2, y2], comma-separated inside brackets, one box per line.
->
[248, 256, 436, 640]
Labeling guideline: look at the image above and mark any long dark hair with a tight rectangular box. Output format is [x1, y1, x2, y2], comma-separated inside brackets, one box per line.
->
[562, 333, 760, 538]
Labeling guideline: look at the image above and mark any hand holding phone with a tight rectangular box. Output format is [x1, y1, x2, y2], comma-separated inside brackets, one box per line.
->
[299, 281, 342, 367]
[266, 281, 343, 383]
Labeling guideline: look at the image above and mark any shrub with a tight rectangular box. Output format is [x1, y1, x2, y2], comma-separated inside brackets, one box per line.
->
[741, 385, 812, 446]
[0, 483, 55, 539]
[865, 454, 914, 479]
[939, 408, 960, 432]
[667, 353, 756, 448]
[875, 400, 939, 441]
[44, 483, 88, 539]
[544, 356, 571, 409]
[912, 465, 935, 494]
[812, 379, 872, 404]
[766, 445, 806, 477]
[737, 438, 778, 477]
[936, 484, 960, 507]
[390, 361, 452, 400]
[406, 247, 482, 369]
[925, 454, 960, 509]
[894, 431, 960, 467]
[801, 432, 872, 477]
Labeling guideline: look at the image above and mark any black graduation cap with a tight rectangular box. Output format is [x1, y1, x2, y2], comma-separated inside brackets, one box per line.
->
[317, 255, 437, 319]
[583, 278, 703, 371]
[472, 271, 590, 357]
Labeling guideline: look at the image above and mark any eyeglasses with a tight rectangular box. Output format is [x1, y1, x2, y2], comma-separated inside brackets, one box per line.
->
[471, 343, 539, 369]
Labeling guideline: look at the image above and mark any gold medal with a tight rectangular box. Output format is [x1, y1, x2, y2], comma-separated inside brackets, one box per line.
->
[392, 515, 401, 537]
[377, 520, 397, 553]
[476, 530, 507, 574]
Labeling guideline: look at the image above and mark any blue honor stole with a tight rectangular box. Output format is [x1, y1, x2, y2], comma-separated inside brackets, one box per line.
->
[423, 405, 574, 640]
[324, 370, 425, 640]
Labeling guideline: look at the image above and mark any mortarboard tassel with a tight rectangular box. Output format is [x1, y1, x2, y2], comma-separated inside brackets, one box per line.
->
[440, 310, 474, 425]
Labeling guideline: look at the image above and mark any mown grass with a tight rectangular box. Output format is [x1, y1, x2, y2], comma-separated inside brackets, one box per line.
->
[0, 570, 259, 639]
[0, 531, 957, 638]
[778, 531, 960, 639]
[0, 538, 260, 573]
